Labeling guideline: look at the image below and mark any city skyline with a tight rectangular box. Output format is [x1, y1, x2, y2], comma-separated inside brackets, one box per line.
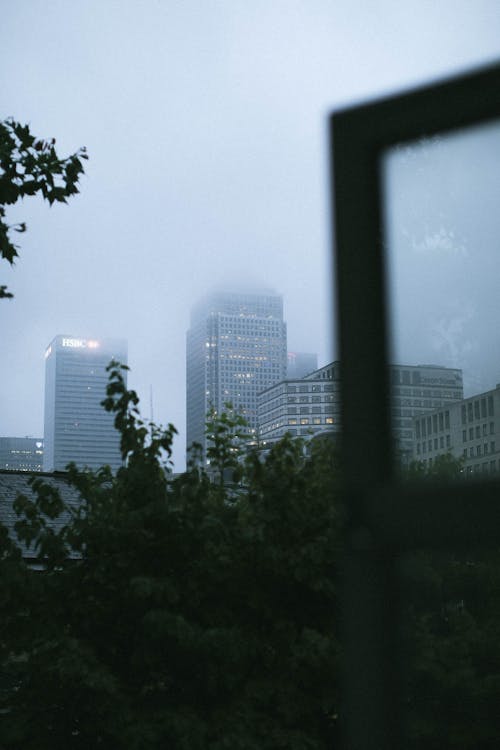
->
[2, 3, 500, 471]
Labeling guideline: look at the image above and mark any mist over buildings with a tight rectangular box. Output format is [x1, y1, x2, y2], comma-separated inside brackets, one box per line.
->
[2, 2, 500, 470]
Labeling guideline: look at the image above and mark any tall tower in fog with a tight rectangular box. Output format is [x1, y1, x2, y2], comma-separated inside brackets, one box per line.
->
[186, 291, 287, 460]
[43, 335, 127, 472]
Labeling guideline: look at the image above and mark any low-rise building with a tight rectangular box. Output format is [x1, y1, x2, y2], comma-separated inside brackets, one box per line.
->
[257, 362, 341, 444]
[0, 437, 44, 471]
[258, 361, 463, 457]
[413, 384, 500, 476]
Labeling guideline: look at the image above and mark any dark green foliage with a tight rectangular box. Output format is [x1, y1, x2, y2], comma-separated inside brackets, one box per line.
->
[0, 365, 341, 749]
[400, 453, 500, 747]
[0, 118, 87, 298]
[402, 548, 500, 749]
[2, 371, 499, 747]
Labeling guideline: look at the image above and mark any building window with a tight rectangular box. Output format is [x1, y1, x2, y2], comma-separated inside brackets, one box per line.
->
[462, 430, 467, 442]
[468, 403, 473, 422]
[446, 434, 451, 448]
[439, 413, 444, 431]
[439, 436, 444, 449]
[476, 426, 481, 438]
[300, 418, 309, 425]
[490, 422, 495, 435]
[461, 405, 466, 424]
[445, 411, 450, 429]
[474, 401, 480, 419]
[491, 441, 496, 453]
[477, 445, 482, 456]
[481, 398, 487, 418]
[484, 443, 489, 454]
[488, 396, 494, 416]
[325, 417, 334, 424]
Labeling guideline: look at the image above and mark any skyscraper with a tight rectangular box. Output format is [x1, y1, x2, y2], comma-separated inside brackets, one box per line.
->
[186, 291, 287, 459]
[43, 335, 127, 472]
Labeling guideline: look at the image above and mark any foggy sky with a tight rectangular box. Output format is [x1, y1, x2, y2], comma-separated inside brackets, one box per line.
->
[2, 1, 500, 470]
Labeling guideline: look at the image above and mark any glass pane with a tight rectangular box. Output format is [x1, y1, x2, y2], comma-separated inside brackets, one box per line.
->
[382, 120, 500, 476]
[399, 547, 500, 748]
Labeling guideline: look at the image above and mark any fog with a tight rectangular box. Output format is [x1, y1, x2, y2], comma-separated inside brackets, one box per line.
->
[384, 120, 500, 396]
[2, 1, 500, 470]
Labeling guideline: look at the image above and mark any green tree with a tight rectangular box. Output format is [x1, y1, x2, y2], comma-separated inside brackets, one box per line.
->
[0, 118, 87, 298]
[204, 402, 249, 491]
[1, 364, 341, 749]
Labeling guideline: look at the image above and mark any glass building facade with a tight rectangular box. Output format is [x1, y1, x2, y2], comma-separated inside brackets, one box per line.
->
[186, 291, 287, 460]
[43, 335, 127, 472]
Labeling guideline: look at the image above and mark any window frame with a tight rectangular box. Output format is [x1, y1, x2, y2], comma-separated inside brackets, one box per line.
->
[330, 61, 500, 750]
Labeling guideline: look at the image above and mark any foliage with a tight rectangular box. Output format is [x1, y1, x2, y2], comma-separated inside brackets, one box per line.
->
[0, 365, 341, 749]
[2, 372, 500, 748]
[0, 118, 87, 298]
[204, 402, 249, 491]
[401, 452, 500, 748]
[402, 548, 500, 749]
[406, 452, 465, 480]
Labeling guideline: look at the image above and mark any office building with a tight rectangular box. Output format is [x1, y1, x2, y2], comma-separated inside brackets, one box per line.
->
[0, 437, 44, 471]
[186, 291, 287, 459]
[43, 335, 127, 472]
[413, 384, 500, 476]
[258, 361, 341, 443]
[258, 362, 463, 459]
[391, 364, 463, 461]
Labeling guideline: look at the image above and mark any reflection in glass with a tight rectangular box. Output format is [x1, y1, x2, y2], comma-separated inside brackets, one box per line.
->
[382, 121, 500, 473]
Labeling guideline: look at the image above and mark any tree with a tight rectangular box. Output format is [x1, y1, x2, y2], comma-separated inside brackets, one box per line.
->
[0, 118, 87, 298]
[400, 454, 500, 748]
[0, 364, 341, 749]
[3, 368, 500, 748]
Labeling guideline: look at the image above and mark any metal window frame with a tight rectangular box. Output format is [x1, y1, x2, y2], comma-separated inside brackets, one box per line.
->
[330, 62, 500, 749]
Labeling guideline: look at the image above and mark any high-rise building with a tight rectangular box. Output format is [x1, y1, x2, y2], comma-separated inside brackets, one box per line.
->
[186, 291, 287, 460]
[0, 437, 44, 471]
[43, 335, 127, 472]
